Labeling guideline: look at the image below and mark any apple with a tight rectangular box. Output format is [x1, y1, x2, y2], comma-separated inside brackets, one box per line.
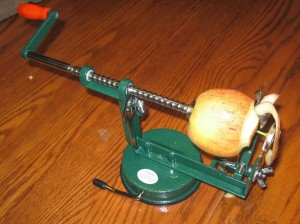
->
[187, 89, 280, 165]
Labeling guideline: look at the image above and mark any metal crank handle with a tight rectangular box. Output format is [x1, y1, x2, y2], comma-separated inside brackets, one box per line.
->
[93, 178, 144, 200]
[19, 4, 193, 115]
[18, 4, 59, 58]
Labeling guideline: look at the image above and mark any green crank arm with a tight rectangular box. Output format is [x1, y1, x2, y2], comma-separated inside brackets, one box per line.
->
[21, 9, 59, 58]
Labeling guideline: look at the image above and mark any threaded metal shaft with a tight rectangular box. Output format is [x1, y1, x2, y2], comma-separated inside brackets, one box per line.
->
[27, 51, 193, 115]
[87, 71, 119, 89]
[128, 87, 193, 114]
[87, 71, 192, 114]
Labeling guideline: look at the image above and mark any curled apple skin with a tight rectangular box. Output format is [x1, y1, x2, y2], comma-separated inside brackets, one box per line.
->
[255, 101, 281, 166]
[188, 89, 255, 158]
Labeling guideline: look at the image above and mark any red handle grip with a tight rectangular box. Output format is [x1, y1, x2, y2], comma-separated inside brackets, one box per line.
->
[18, 3, 51, 20]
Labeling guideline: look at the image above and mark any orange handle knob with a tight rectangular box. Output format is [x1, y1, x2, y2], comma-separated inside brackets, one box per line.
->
[18, 3, 51, 20]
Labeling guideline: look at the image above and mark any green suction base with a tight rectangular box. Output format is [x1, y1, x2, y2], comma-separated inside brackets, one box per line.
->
[121, 129, 202, 205]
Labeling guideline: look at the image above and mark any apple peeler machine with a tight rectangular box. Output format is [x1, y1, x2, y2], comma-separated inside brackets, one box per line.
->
[18, 4, 277, 205]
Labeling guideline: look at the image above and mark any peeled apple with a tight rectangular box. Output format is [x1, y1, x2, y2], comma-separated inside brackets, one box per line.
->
[187, 89, 280, 165]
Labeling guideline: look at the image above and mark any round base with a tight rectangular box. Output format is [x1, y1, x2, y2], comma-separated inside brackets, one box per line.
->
[121, 129, 202, 205]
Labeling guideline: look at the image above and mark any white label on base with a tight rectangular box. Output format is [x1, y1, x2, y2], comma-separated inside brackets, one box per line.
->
[137, 169, 158, 184]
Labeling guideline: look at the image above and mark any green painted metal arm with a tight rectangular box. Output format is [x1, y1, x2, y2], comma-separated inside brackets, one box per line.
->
[135, 135, 259, 198]
[21, 10, 59, 58]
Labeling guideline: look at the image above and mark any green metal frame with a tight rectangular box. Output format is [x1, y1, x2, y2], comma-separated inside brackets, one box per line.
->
[21, 9, 262, 203]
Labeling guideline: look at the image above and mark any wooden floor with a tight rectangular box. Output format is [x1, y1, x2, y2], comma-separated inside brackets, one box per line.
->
[1, 0, 299, 223]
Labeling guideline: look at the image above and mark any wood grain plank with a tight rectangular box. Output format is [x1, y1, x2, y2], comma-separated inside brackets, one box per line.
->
[0, 0, 299, 223]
